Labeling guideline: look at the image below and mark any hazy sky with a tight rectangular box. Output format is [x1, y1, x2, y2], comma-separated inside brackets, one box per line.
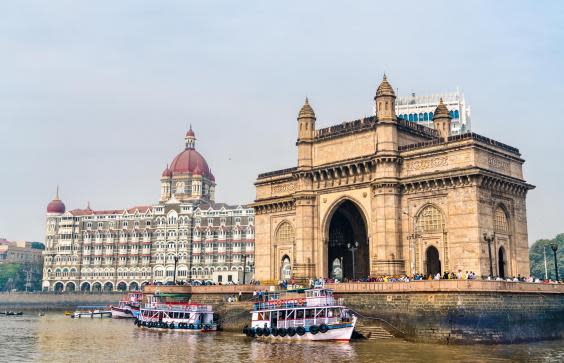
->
[1, 1, 563, 244]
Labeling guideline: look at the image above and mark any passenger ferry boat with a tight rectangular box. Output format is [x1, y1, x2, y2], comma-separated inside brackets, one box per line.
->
[135, 294, 217, 332]
[71, 306, 112, 319]
[243, 288, 357, 342]
[111, 292, 143, 319]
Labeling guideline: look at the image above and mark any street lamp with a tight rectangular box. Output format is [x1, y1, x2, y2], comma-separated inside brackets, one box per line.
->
[403, 211, 421, 277]
[483, 232, 496, 278]
[549, 241, 559, 281]
[347, 241, 359, 280]
[173, 256, 179, 284]
[242, 254, 248, 285]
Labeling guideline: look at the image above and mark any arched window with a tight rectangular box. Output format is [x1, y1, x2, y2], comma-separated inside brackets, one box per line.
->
[418, 113, 424, 121]
[276, 222, 295, 246]
[414, 114, 418, 121]
[429, 112, 433, 119]
[494, 207, 509, 233]
[423, 112, 429, 121]
[454, 110, 460, 119]
[449, 110, 454, 118]
[417, 205, 445, 233]
[408, 114, 413, 122]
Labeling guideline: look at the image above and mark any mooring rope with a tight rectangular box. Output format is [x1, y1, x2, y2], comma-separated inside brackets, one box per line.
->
[348, 308, 407, 336]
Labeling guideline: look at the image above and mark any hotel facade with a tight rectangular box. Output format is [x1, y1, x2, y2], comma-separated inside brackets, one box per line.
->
[42, 129, 255, 292]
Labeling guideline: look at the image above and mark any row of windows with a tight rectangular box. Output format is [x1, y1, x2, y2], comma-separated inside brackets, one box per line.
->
[398, 109, 460, 122]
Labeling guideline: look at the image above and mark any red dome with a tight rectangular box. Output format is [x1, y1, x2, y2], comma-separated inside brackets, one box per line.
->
[47, 198, 65, 214]
[161, 165, 172, 178]
[170, 148, 212, 178]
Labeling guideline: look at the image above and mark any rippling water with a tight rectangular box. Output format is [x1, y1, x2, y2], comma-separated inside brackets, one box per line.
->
[1, 314, 564, 362]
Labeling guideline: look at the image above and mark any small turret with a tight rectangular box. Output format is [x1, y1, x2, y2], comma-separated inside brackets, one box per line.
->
[297, 98, 316, 141]
[185, 125, 196, 149]
[374, 74, 396, 122]
[433, 98, 452, 140]
[297, 98, 316, 169]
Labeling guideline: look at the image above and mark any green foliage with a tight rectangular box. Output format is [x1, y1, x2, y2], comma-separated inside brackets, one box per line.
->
[529, 233, 564, 280]
[30, 242, 45, 250]
[0, 263, 43, 292]
[0, 263, 21, 291]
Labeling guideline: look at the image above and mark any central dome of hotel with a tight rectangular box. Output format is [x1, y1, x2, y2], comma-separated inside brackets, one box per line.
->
[164, 127, 214, 181]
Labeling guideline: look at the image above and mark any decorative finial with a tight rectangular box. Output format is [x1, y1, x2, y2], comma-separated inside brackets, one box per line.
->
[383, 73, 387, 81]
[56, 185, 60, 199]
[87, 201, 91, 210]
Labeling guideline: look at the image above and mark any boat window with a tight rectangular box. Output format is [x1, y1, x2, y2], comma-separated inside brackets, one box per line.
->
[279, 310, 286, 320]
[296, 310, 304, 319]
[316, 309, 326, 318]
[305, 309, 314, 319]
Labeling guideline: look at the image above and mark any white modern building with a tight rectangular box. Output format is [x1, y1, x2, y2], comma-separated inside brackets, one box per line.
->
[395, 90, 471, 135]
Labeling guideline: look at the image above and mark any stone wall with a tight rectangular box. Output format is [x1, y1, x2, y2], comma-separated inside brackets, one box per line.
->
[0, 293, 125, 311]
[328, 281, 564, 344]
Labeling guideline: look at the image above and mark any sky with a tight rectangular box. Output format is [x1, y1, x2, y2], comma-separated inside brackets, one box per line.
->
[0, 1, 563, 244]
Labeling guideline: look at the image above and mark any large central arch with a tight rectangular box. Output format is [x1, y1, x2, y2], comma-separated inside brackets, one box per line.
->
[325, 199, 369, 280]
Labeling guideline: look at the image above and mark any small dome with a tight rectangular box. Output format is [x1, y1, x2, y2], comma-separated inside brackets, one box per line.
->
[298, 98, 316, 119]
[47, 192, 65, 214]
[161, 164, 172, 178]
[433, 98, 451, 120]
[375, 74, 395, 98]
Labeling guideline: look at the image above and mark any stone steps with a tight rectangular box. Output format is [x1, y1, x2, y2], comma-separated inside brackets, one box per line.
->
[355, 324, 395, 340]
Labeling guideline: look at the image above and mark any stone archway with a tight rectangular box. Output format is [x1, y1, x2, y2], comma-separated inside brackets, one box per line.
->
[498, 247, 506, 278]
[65, 281, 76, 292]
[129, 282, 139, 291]
[425, 246, 441, 277]
[117, 281, 128, 292]
[81, 282, 91, 293]
[103, 282, 113, 293]
[92, 282, 102, 293]
[53, 282, 64, 293]
[326, 199, 369, 280]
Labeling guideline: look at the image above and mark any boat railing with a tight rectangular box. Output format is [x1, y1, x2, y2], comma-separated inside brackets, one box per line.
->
[143, 303, 213, 313]
[253, 296, 341, 311]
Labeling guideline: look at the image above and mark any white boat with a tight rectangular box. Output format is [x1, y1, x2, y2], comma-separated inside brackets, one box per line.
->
[243, 287, 356, 342]
[111, 293, 143, 319]
[135, 294, 217, 332]
[71, 306, 112, 319]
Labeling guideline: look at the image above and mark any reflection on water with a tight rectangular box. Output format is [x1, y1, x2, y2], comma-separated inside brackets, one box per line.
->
[0, 314, 563, 362]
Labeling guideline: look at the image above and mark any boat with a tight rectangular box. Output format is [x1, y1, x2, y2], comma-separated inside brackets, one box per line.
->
[110, 292, 143, 319]
[71, 306, 112, 319]
[135, 294, 217, 332]
[243, 287, 357, 342]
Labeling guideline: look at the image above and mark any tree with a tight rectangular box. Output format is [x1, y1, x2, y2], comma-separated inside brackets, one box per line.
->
[30, 242, 45, 250]
[529, 233, 564, 280]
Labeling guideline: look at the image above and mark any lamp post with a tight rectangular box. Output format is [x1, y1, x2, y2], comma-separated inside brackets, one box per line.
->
[403, 211, 421, 277]
[347, 241, 359, 280]
[483, 232, 496, 278]
[543, 245, 549, 280]
[549, 241, 559, 281]
[242, 254, 248, 285]
[173, 256, 179, 284]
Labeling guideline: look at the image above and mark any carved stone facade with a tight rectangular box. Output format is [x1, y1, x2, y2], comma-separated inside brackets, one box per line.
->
[253, 76, 534, 281]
